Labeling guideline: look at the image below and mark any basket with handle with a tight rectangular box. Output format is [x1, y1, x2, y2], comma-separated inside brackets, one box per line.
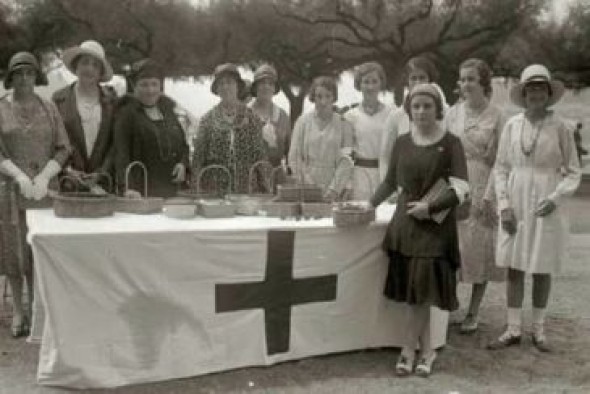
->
[52, 173, 115, 218]
[332, 156, 375, 227]
[226, 160, 275, 216]
[194, 165, 236, 218]
[115, 161, 164, 214]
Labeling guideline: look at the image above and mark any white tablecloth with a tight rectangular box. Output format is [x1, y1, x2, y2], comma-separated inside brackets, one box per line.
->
[27, 204, 448, 388]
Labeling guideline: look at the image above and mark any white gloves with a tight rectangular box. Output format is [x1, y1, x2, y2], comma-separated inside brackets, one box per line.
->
[0, 160, 34, 199]
[32, 160, 61, 200]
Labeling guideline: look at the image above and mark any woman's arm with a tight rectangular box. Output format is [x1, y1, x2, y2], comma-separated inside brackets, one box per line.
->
[371, 137, 399, 207]
[379, 110, 400, 181]
[547, 120, 582, 203]
[494, 118, 514, 211]
[287, 115, 305, 180]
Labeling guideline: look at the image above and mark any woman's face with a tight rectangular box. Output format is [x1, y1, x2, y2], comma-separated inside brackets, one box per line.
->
[313, 85, 335, 112]
[524, 82, 550, 110]
[408, 69, 430, 90]
[134, 77, 162, 107]
[216, 75, 239, 102]
[410, 94, 437, 131]
[360, 70, 382, 96]
[75, 54, 102, 85]
[458, 66, 484, 101]
[11, 66, 36, 94]
[255, 78, 276, 101]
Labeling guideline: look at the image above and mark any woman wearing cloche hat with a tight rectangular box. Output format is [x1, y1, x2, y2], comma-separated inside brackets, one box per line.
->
[0, 51, 71, 338]
[52, 40, 117, 193]
[249, 64, 291, 168]
[487, 64, 581, 352]
[192, 63, 268, 194]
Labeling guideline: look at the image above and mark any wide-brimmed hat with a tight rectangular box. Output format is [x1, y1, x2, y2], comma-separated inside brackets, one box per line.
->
[250, 64, 279, 97]
[3, 52, 48, 89]
[62, 40, 113, 82]
[509, 64, 564, 108]
[210, 63, 246, 96]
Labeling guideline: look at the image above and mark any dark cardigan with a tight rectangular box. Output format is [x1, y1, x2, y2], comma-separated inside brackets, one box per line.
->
[52, 83, 117, 177]
[114, 95, 189, 198]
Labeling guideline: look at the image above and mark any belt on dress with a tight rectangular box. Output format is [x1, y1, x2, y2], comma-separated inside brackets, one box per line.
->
[353, 157, 379, 168]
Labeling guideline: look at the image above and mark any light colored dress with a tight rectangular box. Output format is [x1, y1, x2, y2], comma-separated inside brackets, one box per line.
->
[344, 104, 392, 200]
[288, 111, 353, 196]
[249, 102, 291, 167]
[494, 111, 581, 274]
[446, 102, 505, 283]
[379, 108, 406, 181]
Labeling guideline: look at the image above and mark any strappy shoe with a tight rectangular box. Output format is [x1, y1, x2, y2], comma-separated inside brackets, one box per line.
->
[11, 315, 30, 338]
[531, 331, 551, 353]
[459, 314, 479, 334]
[415, 351, 437, 377]
[487, 329, 521, 350]
[395, 353, 414, 376]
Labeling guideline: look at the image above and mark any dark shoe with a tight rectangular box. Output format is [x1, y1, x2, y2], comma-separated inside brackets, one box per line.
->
[11, 315, 30, 338]
[531, 333, 551, 353]
[487, 330, 521, 350]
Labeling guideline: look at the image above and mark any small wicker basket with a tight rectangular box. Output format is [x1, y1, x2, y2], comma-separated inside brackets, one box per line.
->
[300, 202, 333, 219]
[332, 203, 375, 228]
[53, 174, 115, 218]
[226, 161, 275, 216]
[198, 199, 236, 218]
[115, 161, 164, 214]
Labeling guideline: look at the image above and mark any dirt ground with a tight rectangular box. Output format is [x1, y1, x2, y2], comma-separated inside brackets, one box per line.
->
[0, 196, 589, 394]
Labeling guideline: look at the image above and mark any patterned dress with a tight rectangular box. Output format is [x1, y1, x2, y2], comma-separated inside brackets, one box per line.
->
[445, 102, 506, 283]
[344, 104, 392, 200]
[494, 112, 581, 274]
[192, 103, 267, 194]
[288, 111, 353, 196]
[0, 93, 70, 276]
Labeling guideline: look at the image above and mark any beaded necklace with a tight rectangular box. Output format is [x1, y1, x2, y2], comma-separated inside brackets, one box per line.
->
[520, 116, 545, 157]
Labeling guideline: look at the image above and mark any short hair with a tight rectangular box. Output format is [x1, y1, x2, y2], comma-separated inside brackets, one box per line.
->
[353, 62, 386, 91]
[460, 58, 493, 97]
[404, 56, 439, 84]
[308, 76, 338, 103]
[403, 83, 444, 121]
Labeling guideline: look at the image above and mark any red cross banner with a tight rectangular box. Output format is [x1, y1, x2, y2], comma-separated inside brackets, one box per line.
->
[27, 209, 448, 388]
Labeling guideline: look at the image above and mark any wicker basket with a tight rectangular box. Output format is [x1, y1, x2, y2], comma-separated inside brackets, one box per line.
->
[198, 199, 236, 218]
[332, 203, 375, 228]
[162, 197, 197, 219]
[259, 201, 301, 219]
[225, 161, 275, 215]
[300, 202, 333, 219]
[115, 161, 164, 214]
[53, 175, 115, 218]
[276, 184, 323, 202]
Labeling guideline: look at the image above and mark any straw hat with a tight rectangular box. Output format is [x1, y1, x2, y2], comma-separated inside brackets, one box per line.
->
[3, 52, 48, 89]
[509, 64, 564, 108]
[62, 40, 113, 82]
[210, 63, 246, 96]
[250, 64, 279, 96]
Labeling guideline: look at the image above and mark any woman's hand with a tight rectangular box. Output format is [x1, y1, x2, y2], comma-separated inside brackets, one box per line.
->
[534, 199, 556, 217]
[15, 174, 34, 199]
[407, 201, 430, 220]
[125, 189, 142, 199]
[500, 208, 517, 235]
[32, 174, 50, 200]
[171, 163, 186, 183]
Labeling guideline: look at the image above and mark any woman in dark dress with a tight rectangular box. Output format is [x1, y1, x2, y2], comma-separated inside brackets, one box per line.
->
[370, 83, 469, 377]
[114, 59, 189, 198]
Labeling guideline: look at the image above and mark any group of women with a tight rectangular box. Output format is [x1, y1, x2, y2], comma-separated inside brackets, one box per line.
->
[0, 40, 582, 379]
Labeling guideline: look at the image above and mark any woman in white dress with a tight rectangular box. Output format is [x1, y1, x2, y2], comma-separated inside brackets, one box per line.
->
[380, 56, 448, 180]
[445, 58, 506, 333]
[488, 64, 581, 352]
[288, 76, 353, 201]
[344, 62, 392, 200]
